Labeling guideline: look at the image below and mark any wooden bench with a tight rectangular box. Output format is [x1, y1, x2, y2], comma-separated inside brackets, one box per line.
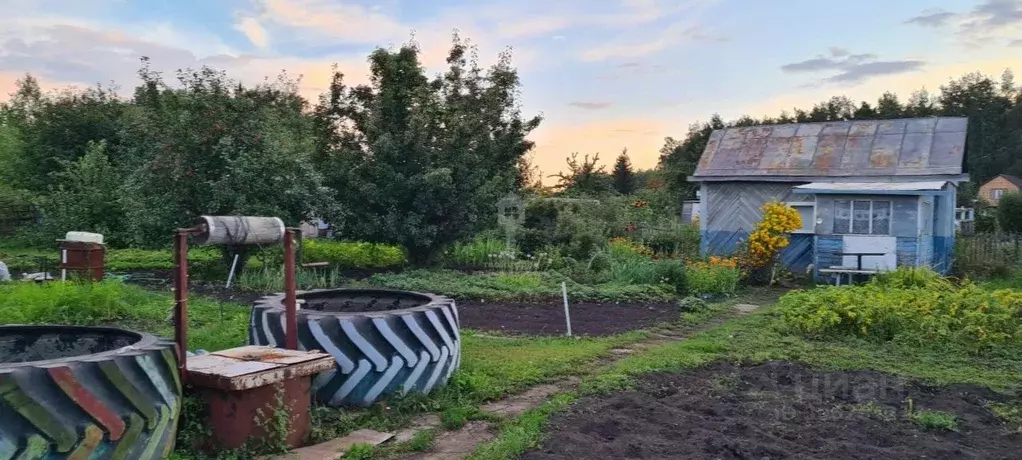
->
[818, 267, 879, 286]
[301, 262, 330, 269]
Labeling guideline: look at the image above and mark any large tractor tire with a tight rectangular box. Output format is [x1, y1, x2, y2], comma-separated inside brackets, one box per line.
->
[0, 325, 182, 460]
[249, 289, 460, 407]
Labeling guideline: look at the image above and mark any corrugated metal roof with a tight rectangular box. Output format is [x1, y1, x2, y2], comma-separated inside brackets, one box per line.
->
[793, 181, 947, 192]
[693, 117, 967, 179]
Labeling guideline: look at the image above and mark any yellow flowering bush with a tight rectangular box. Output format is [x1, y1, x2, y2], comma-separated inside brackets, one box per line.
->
[743, 201, 802, 270]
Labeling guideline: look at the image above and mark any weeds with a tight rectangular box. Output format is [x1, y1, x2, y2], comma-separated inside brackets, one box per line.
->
[0, 280, 247, 351]
[344, 443, 378, 460]
[407, 430, 436, 452]
[909, 409, 959, 431]
[362, 270, 676, 302]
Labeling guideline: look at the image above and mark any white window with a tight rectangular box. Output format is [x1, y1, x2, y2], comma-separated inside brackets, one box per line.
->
[787, 202, 815, 233]
[833, 199, 892, 235]
[993, 189, 1006, 200]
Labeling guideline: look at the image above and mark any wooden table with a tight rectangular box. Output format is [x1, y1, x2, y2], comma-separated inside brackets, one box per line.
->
[836, 252, 886, 271]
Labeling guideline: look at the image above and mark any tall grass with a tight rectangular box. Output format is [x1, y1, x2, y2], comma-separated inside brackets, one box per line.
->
[0, 281, 248, 351]
[442, 236, 558, 272]
[236, 264, 347, 292]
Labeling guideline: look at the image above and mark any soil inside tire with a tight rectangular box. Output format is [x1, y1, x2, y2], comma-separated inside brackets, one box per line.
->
[0, 327, 141, 363]
[523, 362, 1022, 460]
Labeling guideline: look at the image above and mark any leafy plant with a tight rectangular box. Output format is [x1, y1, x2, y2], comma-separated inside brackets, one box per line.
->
[779, 268, 1022, 354]
[909, 410, 959, 431]
[301, 239, 405, 270]
[685, 257, 740, 297]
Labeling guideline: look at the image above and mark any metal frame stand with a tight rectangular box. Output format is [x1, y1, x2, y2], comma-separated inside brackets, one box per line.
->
[173, 225, 300, 382]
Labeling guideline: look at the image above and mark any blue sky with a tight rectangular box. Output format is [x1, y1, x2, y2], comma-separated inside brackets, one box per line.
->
[1, 0, 1020, 178]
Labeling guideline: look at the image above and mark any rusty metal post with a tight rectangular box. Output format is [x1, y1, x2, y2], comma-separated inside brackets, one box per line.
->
[174, 229, 190, 381]
[283, 228, 299, 350]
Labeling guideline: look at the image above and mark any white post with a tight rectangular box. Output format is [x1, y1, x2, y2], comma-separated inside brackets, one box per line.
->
[61, 248, 67, 281]
[225, 253, 240, 288]
[561, 282, 572, 337]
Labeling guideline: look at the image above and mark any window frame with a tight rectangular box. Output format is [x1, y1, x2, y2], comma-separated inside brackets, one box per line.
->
[992, 189, 1006, 200]
[832, 199, 893, 236]
[786, 202, 816, 234]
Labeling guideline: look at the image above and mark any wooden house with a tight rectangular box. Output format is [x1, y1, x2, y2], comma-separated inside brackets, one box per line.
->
[689, 117, 969, 277]
[977, 174, 1022, 206]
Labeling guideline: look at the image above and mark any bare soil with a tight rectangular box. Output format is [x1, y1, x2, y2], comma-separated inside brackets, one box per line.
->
[524, 362, 1022, 460]
[456, 300, 682, 336]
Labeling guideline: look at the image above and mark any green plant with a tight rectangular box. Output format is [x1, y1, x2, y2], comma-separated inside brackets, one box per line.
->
[909, 409, 959, 431]
[779, 268, 1022, 354]
[345, 443, 378, 460]
[363, 270, 676, 302]
[441, 405, 476, 430]
[685, 259, 740, 297]
[0, 280, 248, 351]
[301, 239, 406, 270]
[678, 296, 709, 312]
[236, 264, 347, 292]
[407, 430, 436, 452]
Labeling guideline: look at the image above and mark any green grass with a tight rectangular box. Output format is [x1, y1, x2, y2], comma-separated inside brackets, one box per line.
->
[0, 280, 248, 351]
[909, 410, 959, 431]
[0, 246, 224, 272]
[468, 393, 578, 460]
[361, 269, 676, 302]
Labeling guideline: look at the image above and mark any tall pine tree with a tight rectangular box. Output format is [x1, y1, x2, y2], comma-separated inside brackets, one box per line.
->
[612, 148, 636, 195]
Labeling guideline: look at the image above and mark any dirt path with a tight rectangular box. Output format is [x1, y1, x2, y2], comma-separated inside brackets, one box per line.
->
[390, 302, 764, 460]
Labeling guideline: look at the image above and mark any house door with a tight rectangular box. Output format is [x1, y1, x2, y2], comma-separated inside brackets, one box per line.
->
[842, 235, 896, 270]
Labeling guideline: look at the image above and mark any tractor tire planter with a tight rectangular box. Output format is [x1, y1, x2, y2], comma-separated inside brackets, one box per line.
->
[0, 325, 182, 460]
[249, 289, 461, 408]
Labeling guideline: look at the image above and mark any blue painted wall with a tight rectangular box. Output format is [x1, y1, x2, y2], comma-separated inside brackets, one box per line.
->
[933, 236, 954, 273]
[896, 237, 918, 267]
[701, 230, 813, 271]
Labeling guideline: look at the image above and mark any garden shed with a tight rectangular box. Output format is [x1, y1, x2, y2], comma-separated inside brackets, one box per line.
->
[689, 116, 969, 277]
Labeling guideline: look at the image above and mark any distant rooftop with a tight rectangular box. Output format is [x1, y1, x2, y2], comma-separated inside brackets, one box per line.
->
[692, 117, 967, 180]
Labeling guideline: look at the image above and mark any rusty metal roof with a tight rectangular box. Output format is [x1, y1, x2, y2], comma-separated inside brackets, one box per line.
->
[693, 117, 967, 179]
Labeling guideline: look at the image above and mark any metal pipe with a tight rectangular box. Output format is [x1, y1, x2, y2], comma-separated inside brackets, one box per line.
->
[283, 228, 299, 350]
[173, 229, 190, 382]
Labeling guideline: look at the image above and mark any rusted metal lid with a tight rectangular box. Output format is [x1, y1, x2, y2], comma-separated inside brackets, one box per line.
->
[186, 345, 335, 391]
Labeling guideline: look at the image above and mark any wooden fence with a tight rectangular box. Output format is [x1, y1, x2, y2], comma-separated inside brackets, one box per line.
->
[954, 232, 1022, 274]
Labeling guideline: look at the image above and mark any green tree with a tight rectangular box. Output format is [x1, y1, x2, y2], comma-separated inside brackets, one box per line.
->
[611, 148, 636, 195]
[41, 140, 128, 240]
[658, 114, 725, 204]
[314, 36, 541, 265]
[996, 192, 1022, 233]
[550, 152, 612, 196]
[119, 59, 327, 248]
[876, 92, 904, 119]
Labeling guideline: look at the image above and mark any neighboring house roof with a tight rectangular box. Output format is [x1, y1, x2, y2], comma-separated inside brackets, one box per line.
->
[692, 117, 968, 180]
[986, 174, 1022, 189]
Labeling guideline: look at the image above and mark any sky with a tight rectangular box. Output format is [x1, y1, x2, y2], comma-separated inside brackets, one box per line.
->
[1, 0, 1021, 180]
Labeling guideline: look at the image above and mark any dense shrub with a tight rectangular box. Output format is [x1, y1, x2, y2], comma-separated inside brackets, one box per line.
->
[779, 268, 1022, 354]
[301, 239, 406, 270]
